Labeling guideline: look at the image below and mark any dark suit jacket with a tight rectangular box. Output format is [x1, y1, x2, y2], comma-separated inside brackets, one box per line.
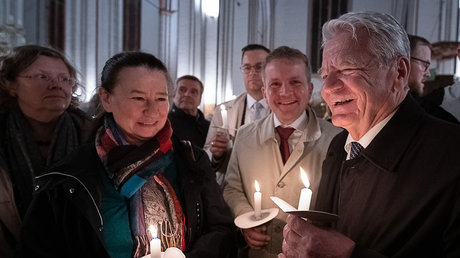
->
[316, 95, 460, 257]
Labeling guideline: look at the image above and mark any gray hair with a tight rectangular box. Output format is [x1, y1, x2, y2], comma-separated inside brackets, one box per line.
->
[322, 11, 410, 66]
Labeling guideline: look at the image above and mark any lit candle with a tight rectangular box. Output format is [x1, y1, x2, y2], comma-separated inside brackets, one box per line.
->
[220, 105, 228, 129]
[254, 180, 262, 219]
[297, 167, 312, 210]
[149, 225, 161, 258]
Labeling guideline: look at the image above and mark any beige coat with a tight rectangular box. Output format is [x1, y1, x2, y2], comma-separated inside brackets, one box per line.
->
[223, 108, 341, 257]
[204, 93, 248, 185]
[0, 167, 21, 258]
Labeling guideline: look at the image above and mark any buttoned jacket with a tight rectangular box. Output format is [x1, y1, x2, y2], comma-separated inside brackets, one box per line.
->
[223, 108, 341, 257]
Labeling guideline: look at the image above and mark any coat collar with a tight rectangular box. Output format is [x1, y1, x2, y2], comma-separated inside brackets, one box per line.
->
[258, 107, 322, 144]
[358, 95, 426, 172]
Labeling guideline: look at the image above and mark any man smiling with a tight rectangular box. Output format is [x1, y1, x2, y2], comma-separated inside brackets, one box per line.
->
[280, 11, 460, 258]
[223, 46, 340, 257]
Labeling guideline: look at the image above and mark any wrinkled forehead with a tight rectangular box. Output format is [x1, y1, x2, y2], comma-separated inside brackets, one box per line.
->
[321, 32, 375, 68]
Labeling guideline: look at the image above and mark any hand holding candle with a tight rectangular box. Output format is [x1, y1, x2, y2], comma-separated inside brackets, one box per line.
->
[220, 105, 228, 129]
[254, 180, 262, 219]
[297, 167, 312, 210]
[149, 225, 161, 258]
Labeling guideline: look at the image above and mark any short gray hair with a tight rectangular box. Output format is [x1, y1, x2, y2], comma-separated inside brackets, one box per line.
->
[322, 11, 410, 66]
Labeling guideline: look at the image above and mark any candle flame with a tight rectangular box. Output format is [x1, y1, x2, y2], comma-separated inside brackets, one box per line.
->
[254, 180, 260, 192]
[300, 167, 310, 188]
[149, 225, 157, 239]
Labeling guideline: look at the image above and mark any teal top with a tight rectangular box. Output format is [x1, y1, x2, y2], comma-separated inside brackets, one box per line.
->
[100, 169, 134, 258]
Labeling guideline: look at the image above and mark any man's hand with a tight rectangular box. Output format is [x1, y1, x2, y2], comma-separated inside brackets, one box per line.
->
[242, 225, 271, 250]
[210, 131, 230, 159]
[279, 215, 355, 258]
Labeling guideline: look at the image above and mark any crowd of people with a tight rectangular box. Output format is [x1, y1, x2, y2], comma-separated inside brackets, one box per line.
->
[0, 10, 459, 258]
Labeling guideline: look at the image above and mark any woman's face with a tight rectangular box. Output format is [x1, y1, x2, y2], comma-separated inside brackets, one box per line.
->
[100, 66, 170, 146]
[7, 55, 73, 122]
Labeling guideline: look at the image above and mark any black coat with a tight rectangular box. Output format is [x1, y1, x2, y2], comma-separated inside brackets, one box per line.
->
[316, 95, 460, 257]
[168, 105, 210, 148]
[17, 137, 236, 258]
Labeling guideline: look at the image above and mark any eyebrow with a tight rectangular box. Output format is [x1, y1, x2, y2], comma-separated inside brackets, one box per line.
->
[129, 89, 169, 96]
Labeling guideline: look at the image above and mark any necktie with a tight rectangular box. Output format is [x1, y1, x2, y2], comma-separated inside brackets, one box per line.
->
[253, 102, 264, 120]
[350, 142, 364, 159]
[276, 126, 295, 164]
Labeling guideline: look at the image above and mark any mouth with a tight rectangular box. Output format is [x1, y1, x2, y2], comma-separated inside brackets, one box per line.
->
[278, 100, 297, 105]
[138, 121, 157, 126]
[334, 99, 354, 106]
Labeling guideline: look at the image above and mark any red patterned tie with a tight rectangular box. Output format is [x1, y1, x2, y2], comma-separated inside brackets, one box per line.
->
[276, 126, 295, 164]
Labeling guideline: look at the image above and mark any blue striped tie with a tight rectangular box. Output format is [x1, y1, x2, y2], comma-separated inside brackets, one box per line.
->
[350, 142, 364, 159]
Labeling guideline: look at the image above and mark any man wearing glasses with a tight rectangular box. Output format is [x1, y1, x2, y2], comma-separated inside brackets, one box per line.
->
[408, 34, 458, 123]
[204, 44, 271, 186]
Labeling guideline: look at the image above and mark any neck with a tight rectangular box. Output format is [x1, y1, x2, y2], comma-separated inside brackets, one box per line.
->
[24, 114, 59, 143]
[248, 91, 263, 101]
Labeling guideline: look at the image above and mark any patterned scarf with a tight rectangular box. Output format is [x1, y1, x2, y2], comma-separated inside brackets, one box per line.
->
[95, 115, 185, 257]
[1, 106, 86, 218]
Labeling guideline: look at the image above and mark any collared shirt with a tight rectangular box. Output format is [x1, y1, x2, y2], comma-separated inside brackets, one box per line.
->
[344, 110, 396, 160]
[274, 111, 307, 154]
[245, 94, 269, 124]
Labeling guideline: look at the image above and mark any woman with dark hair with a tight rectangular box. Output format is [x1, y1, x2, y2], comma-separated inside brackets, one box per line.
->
[18, 51, 236, 258]
[0, 45, 90, 257]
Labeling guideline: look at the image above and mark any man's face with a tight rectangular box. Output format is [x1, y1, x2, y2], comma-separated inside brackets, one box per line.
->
[173, 78, 202, 116]
[262, 58, 312, 125]
[242, 49, 269, 99]
[408, 44, 431, 96]
[321, 31, 407, 139]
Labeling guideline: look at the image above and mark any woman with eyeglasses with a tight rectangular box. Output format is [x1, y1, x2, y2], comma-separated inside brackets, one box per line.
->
[16, 51, 236, 258]
[0, 45, 91, 257]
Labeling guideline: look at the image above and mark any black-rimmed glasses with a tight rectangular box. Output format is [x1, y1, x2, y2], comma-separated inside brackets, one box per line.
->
[240, 64, 263, 74]
[410, 57, 431, 72]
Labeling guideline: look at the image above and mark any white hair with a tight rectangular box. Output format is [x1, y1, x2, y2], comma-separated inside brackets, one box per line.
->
[322, 11, 410, 66]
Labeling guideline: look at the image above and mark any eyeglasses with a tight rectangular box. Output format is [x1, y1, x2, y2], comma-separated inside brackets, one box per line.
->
[240, 64, 263, 74]
[410, 57, 431, 72]
[17, 73, 77, 87]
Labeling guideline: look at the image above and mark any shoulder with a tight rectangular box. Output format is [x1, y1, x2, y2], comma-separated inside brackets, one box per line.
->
[36, 144, 103, 192]
[318, 119, 343, 139]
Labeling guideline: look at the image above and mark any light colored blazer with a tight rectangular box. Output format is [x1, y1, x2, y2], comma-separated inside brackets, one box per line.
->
[204, 93, 247, 184]
[223, 108, 341, 257]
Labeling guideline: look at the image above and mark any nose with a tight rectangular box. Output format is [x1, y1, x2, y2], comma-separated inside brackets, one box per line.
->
[48, 77, 62, 90]
[424, 68, 431, 78]
[321, 72, 342, 94]
[279, 82, 293, 95]
[144, 100, 157, 115]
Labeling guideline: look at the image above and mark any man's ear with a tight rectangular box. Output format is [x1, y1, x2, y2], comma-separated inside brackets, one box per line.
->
[394, 56, 410, 92]
[98, 87, 112, 112]
[261, 85, 267, 99]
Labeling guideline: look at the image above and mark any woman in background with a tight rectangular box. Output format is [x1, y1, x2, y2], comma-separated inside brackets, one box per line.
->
[0, 45, 90, 257]
[18, 51, 235, 258]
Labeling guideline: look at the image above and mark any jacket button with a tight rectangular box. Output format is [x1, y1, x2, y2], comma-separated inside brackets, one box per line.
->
[34, 185, 40, 191]
[69, 188, 75, 194]
[277, 182, 285, 188]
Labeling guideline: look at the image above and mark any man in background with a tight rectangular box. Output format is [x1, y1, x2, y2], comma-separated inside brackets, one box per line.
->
[169, 75, 209, 147]
[205, 44, 271, 185]
[407, 34, 458, 123]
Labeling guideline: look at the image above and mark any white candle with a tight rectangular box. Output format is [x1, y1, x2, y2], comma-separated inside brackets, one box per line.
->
[149, 225, 161, 258]
[297, 167, 312, 210]
[220, 105, 228, 129]
[254, 180, 262, 219]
